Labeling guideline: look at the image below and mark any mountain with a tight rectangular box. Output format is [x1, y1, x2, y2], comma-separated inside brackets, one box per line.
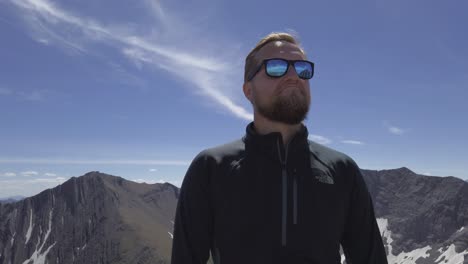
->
[0, 168, 466, 264]
[357, 167, 468, 264]
[0, 196, 26, 204]
[0, 171, 178, 264]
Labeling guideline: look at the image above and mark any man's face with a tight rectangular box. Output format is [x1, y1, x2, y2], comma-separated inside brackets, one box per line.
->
[244, 41, 311, 125]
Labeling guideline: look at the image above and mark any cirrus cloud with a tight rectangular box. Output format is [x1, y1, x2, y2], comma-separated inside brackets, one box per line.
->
[7, 0, 252, 121]
[341, 140, 364, 145]
[383, 120, 407, 135]
[308, 134, 332, 145]
[21, 171, 39, 176]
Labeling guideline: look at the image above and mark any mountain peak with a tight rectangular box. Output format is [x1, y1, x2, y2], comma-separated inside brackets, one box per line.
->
[374, 166, 416, 175]
[84, 170, 101, 175]
[395, 166, 415, 174]
[82, 171, 113, 178]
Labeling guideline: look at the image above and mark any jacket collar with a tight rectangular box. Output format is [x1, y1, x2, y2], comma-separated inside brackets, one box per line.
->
[242, 121, 310, 163]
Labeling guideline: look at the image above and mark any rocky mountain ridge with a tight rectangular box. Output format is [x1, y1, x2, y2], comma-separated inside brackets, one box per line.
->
[0, 168, 466, 264]
[0, 171, 178, 264]
[359, 167, 468, 264]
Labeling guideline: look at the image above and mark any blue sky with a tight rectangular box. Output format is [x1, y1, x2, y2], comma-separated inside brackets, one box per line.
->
[1, 0, 467, 198]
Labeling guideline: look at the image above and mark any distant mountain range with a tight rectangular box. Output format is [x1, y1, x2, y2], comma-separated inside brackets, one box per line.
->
[0, 168, 466, 264]
[0, 195, 25, 203]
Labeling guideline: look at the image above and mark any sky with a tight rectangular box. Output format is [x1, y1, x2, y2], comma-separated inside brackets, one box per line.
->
[0, 0, 467, 198]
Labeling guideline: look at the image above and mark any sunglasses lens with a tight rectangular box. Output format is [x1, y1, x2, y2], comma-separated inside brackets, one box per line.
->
[294, 61, 313, 79]
[266, 59, 288, 77]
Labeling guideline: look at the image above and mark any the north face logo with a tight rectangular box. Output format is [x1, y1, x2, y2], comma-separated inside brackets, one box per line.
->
[315, 173, 334, 184]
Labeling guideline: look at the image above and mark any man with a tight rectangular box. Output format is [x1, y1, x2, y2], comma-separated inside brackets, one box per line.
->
[171, 32, 388, 264]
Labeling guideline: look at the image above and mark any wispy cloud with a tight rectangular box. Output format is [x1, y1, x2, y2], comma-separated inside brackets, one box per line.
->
[21, 171, 39, 176]
[0, 158, 190, 166]
[383, 121, 406, 135]
[8, 0, 252, 120]
[17, 90, 48, 101]
[389, 126, 404, 135]
[0, 87, 48, 101]
[36, 38, 49, 45]
[308, 134, 332, 145]
[3, 171, 62, 179]
[0, 177, 68, 197]
[0, 87, 13, 95]
[31, 177, 66, 183]
[341, 140, 364, 145]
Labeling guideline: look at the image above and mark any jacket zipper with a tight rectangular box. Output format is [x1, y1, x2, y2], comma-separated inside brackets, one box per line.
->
[277, 139, 289, 247]
[293, 168, 297, 225]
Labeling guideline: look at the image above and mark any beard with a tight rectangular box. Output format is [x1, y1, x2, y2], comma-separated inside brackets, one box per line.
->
[254, 87, 310, 125]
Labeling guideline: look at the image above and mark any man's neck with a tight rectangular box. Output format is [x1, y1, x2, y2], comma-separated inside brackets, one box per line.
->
[253, 114, 303, 146]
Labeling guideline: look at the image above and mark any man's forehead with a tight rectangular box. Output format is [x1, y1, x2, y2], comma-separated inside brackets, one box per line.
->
[272, 40, 296, 49]
[256, 40, 305, 59]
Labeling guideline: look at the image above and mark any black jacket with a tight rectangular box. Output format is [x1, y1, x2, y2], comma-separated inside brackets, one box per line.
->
[171, 122, 388, 264]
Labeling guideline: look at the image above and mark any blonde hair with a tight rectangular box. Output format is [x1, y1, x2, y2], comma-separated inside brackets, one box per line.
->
[244, 32, 305, 82]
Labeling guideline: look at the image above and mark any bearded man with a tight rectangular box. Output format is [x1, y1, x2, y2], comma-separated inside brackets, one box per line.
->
[171, 32, 388, 264]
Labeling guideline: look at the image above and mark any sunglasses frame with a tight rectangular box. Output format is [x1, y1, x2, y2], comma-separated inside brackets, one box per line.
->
[247, 58, 315, 81]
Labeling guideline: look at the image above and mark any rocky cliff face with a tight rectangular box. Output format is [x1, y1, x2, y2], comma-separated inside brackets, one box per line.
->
[0, 168, 466, 264]
[0, 171, 178, 264]
[360, 167, 468, 264]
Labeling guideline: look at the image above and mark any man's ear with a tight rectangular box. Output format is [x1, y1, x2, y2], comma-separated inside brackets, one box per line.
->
[243, 82, 252, 102]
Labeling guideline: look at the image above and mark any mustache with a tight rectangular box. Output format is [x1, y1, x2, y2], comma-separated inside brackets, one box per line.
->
[275, 80, 304, 95]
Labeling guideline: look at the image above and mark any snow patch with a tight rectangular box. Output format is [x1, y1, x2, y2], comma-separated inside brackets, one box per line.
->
[436, 244, 468, 264]
[375, 219, 467, 264]
[377, 218, 393, 246]
[11, 232, 16, 246]
[25, 209, 34, 244]
[168, 231, 173, 239]
[390, 245, 431, 264]
[456, 226, 464, 233]
[22, 209, 56, 264]
[377, 218, 431, 264]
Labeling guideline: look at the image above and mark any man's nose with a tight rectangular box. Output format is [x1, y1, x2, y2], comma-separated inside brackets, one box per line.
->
[284, 65, 299, 79]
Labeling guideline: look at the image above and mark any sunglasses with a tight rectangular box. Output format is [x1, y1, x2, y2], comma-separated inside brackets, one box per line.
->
[247, 58, 315, 81]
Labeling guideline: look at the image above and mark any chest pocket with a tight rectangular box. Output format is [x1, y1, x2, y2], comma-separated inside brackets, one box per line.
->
[296, 163, 344, 245]
[217, 158, 272, 243]
[299, 166, 338, 217]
